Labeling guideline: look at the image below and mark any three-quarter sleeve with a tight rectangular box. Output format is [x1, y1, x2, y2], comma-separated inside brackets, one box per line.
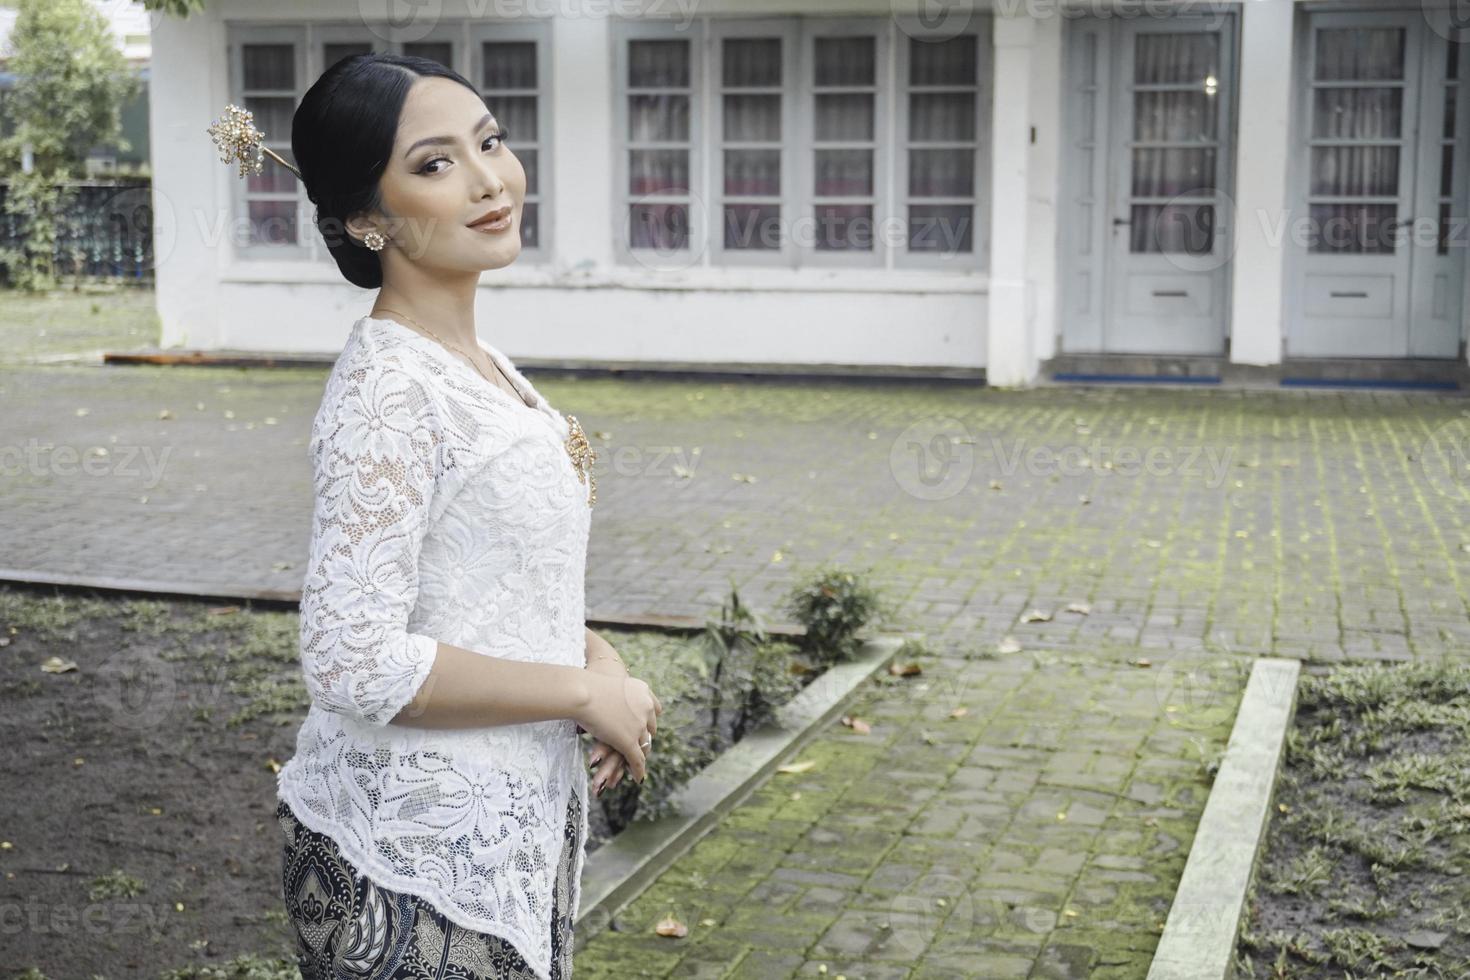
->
[297, 357, 445, 727]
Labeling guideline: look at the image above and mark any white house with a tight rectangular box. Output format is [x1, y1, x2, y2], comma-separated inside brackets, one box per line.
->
[147, 0, 1470, 386]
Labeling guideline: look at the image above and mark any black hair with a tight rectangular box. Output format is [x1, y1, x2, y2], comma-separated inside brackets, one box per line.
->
[291, 53, 482, 290]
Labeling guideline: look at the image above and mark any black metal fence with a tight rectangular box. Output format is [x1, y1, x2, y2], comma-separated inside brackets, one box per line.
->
[0, 178, 156, 286]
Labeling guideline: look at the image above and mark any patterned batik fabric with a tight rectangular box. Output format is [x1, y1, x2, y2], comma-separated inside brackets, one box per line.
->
[277, 791, 581, 980]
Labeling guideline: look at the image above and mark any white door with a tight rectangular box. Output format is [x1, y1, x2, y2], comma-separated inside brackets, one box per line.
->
[1288, 11, 1468, 358]
[1059, 11, 1238, 355]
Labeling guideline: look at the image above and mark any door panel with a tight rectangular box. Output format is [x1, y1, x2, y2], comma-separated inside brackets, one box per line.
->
[1289, 10, 1467, 358]
[1059, 11, 1237, 355]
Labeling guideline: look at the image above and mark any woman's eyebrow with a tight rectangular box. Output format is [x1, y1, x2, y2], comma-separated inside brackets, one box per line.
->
[403, 112, 496, 158]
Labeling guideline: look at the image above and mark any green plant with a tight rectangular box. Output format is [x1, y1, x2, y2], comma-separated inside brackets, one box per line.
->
[0, 0, 142, 290]
[783, 565, 885, 667]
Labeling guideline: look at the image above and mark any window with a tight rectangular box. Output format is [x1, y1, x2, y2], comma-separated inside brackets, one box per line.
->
[227, 22, 548, 262]
[614, 16, 990, 271]
[231, 28, 306, 257]
[475, 29, 546, 250]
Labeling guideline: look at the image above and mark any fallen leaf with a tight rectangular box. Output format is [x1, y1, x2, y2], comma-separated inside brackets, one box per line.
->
[40, 656, 78, 674]
[1021, 609, 1052, 623]
[1065, 602, 1091, 615]
[776, 759, 817, 775]
[158, 409, 173, 420]
[265, 757, 282, 774]
[655, 914, 689, 938]
[840, 715, 872, 735]
[887, 661, 922, 677]
[207, 605, 240, 616]
[1133, 658, 1151, 668]
[988, 479, 1003, 490]
[949, 706, 969, 719]
[997, 635, 1022, 654]
[699, 918, 717, 927]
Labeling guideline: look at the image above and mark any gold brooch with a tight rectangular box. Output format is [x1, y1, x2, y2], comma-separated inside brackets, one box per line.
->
[563, 414, 597, 507]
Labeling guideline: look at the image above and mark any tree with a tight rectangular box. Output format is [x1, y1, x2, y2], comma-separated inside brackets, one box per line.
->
[0, 0, 144, 290]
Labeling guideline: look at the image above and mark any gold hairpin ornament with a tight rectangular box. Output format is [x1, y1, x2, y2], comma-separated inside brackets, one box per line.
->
[207, 103, 302, 181]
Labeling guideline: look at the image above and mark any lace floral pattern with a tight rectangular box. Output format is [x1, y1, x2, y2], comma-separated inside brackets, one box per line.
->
[277, 315, 593, 980]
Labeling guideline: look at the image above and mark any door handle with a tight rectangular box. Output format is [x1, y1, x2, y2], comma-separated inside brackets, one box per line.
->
[1113, 217, 1131, 226]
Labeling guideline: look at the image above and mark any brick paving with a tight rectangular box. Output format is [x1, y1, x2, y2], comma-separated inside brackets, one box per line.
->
[5, 324, 1470, 976]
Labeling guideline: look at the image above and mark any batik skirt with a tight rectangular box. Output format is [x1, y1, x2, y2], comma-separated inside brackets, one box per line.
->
[276, 793, 581, 980]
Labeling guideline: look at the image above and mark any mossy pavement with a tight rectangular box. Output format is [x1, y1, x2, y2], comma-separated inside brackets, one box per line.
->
[4, 291, 1469, 977]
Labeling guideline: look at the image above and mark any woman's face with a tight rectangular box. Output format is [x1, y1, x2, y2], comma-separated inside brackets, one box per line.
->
[358, 75, 526, 273]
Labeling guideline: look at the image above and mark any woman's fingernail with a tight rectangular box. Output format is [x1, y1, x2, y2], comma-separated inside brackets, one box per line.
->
[589, 756, 601, 768]
[595, 779, 604, 796]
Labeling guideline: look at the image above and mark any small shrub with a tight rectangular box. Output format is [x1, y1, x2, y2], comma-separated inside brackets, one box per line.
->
[783, 565, 885, 667]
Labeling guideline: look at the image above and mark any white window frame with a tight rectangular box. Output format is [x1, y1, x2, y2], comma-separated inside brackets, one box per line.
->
[226, 20, 550, 266]
[611, 18, 706, 267]
[710, 18, 800, 268]
[228, 25, 309, 262]
[894, 20, 992, 272]
[610, 14, 990, 273]
[798, 18, 891, 270]
[470, 21, 550, 261]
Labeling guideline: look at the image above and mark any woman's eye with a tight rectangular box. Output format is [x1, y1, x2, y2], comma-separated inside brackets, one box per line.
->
[419, 133, 506, 175]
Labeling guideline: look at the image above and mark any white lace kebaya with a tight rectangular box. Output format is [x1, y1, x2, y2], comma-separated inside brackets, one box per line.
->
[276, 314, 593, 980]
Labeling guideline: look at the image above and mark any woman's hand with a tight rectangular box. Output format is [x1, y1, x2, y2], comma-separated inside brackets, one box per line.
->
[575, 672, 662, 785]
[583, 657, 632, 796]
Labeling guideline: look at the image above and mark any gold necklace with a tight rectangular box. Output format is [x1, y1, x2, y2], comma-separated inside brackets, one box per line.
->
[371, 307, 597, 507]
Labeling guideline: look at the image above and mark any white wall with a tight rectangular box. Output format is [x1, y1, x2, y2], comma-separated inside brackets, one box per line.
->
[150, 0, 989, 371]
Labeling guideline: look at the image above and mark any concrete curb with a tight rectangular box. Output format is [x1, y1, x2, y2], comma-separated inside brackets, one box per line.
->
[0, 569, 812, 636]
[574, 633, 907, 933]
[1146, 656, 1302, 980]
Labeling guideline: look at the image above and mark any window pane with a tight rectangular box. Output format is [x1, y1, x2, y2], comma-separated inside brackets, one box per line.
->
[815, 149, 873, 196]
[815, 36, 875, 86]
[908, 204, 973, 253]
[248, 200, 297, 245]
[1133, 33, 1219, 84]
[243, 97, 293, 146]
[630, 39, 689, 87]
[1309, 145, 1399, 196]
[1135, 91, 1217, 141]
[724, 203, 782, 250]
[816, 94, 874, 140]
[1308, 202, 1397, 253]
[403, 42, 452, 69]
[723, 38, 781, 87]
[910, 35, 975, 85]
[243, 44, 293, 90]
[909, 92, 975, 141]
[630, 203, 689, 249]
[247, 144, 297, 193]
[814, 203, 873, 251]
[629, 94, 689, 142]
[519, 148, 538, 196]
[483, 41, 536, 89]
[1310, 87, 1402, 139]
[1131, 148, 1218, 197]
[630, 149, 689, 194]
[725, 149, 780, 197]
[909, 149, 973, 197]
[324, 43, 371, 71]
[1130, 203, 1214, 254]
[520, 201, 538, 249]
[489, 95, 538, 142]
[1314, 28, 1405, 81]
[723, 94, 780, 141]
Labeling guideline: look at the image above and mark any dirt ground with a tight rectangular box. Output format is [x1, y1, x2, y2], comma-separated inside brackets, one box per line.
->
[0, 584, 711, 979]
[1235, 662, 1470, 978]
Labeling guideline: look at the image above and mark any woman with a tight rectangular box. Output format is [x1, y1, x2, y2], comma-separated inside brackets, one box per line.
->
[273, 53, 662, 980]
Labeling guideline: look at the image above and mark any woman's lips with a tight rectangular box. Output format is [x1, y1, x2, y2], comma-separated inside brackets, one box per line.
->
[469, 208, 512, 233]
